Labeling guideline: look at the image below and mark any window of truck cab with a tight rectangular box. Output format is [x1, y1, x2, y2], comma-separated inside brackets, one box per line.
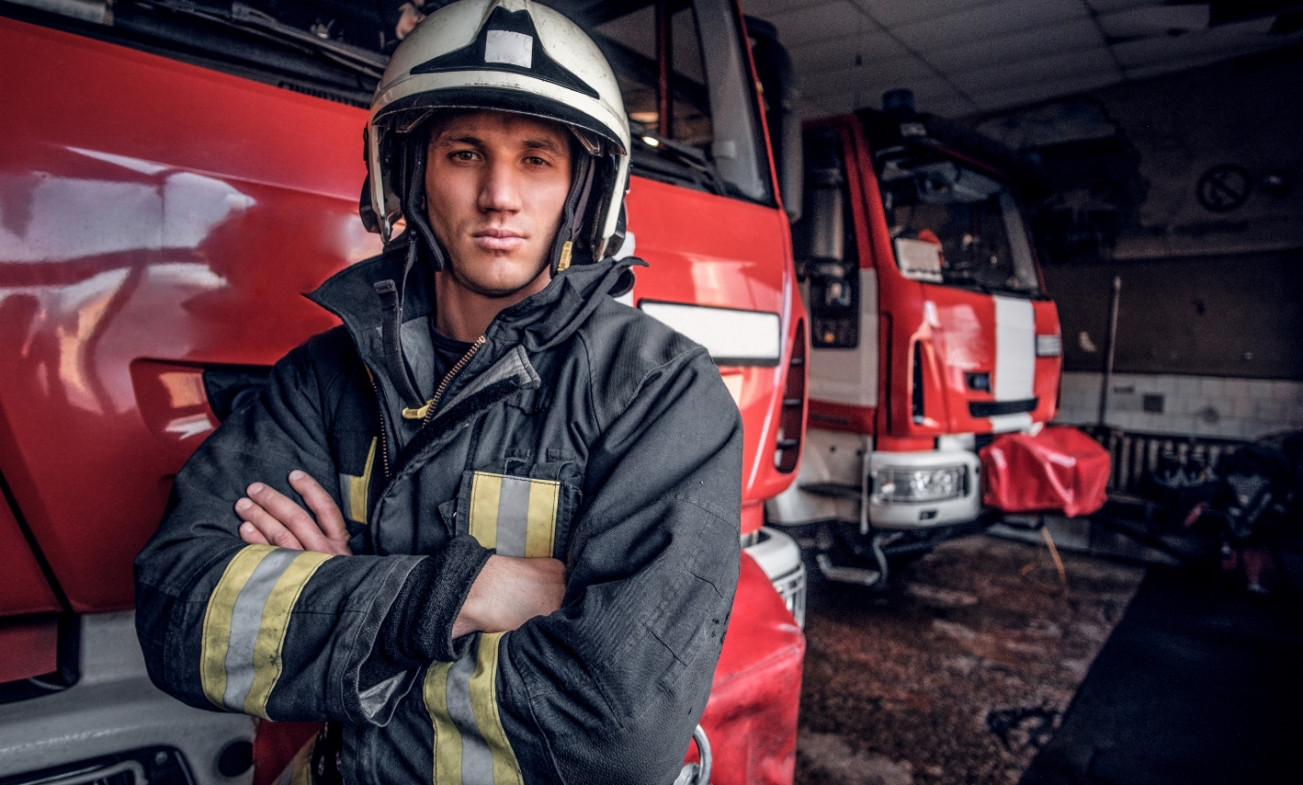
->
[877, 149, 1041, 298]
[591, 0, 773, 204]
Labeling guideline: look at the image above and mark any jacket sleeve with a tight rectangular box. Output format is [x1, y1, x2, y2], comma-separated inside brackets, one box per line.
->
[133, 333, 491, 726]
[414, 342, 744, 785]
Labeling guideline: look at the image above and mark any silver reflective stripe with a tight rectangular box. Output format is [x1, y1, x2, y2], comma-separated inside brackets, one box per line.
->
[446, 640, 495, 785]
[494, 477, 532, 558]
[222, 548, 298, 710]
[338, 473, 354, 520]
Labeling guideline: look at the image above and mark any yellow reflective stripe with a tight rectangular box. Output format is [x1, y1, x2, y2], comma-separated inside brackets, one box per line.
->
[243, 551, 334, 718]
[523, 481, 559, 559]
[468, 473, 502, 550]
[469, 632, 523, 785]
[424, 661, 462, 783]
[200, 545, 275, 709]
[347, 438, 377, 524]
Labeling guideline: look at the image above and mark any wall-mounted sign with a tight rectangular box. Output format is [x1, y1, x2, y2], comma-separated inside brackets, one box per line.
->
[1197, 164, 1251, 213]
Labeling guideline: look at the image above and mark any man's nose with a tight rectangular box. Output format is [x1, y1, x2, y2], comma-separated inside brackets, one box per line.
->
[478, 160, 523, 213]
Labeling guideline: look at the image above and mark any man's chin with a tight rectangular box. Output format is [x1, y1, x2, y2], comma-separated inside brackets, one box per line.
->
[446, 260, 550, 299]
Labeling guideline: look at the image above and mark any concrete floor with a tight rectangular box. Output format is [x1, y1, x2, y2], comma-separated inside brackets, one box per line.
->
[792, 534, 1146, 785]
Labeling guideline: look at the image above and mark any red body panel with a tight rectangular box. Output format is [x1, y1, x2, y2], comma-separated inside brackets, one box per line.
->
[695, 552, 805, 785]
[0, 493, 59, 616]
[0, 617, 58, 684]
[0, 16, 366, 612]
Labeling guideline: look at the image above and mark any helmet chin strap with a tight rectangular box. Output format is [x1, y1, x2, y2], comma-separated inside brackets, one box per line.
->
[401, 126, 448, 277]
[549, 151, 597, 276]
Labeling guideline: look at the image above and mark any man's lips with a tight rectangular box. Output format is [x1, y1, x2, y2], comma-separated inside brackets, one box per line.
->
[472, 228, 525, 251]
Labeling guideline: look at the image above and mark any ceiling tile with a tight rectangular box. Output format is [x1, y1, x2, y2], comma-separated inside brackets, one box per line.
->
[742, 0, 827, 20]
[969, 71, 1122, 112]
[1111, 17, 1281, 67]
[800, 56, 937, 99]
[922, 17, 1105, 72]
[764, 0, 873, 48]
[947, 48, 1119, 94]
[788, 30, 911, 73]
[807, 75, 960, 108]
[1085, 0, 1166, 13]
[1098, 5, 1210, 39]
[890, 0, 1089, 54]
[1122, 54, 1229, 82]
[850, 0, 1003, 29]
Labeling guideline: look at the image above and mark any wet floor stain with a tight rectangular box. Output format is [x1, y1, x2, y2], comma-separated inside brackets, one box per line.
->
[794, 534, 1145, 785]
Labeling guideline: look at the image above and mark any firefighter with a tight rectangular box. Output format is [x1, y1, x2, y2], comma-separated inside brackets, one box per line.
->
[133, 1, 743, 783]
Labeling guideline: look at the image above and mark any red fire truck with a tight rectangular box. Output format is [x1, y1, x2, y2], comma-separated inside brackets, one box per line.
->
[768, 90, 1071, 585]
[0, 0, 806, 783]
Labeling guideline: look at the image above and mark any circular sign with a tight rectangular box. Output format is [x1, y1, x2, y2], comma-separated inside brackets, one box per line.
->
[1197, 164, 1251, 213]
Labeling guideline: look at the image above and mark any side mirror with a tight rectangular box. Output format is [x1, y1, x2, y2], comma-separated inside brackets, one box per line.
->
[746, 16, 803, 222]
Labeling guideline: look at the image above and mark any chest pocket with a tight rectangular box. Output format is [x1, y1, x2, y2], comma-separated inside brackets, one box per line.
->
[337, 437, 378, 525]
[460, 472, 559, 558]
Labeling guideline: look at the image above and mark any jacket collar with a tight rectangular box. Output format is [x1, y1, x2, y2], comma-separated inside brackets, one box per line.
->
[306, 239, 637, 374]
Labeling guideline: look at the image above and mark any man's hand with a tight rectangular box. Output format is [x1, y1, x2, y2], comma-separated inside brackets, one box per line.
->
[235, 470, 352, 555]
[452, 555, 566, 638]
[235, 470, 565, 636]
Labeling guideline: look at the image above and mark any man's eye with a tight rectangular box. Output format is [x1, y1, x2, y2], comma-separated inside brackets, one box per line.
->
[525, 156, 549, 166]
[452, 150, 477, 161]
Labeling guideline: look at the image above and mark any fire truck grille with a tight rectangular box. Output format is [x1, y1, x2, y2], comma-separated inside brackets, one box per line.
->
[968, 398, 1038, 418]
[0, 747, 192, 785]
[772, 562, 807, 628]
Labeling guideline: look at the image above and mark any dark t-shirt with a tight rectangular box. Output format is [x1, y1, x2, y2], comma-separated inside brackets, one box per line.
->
[429, 319, 473, 383]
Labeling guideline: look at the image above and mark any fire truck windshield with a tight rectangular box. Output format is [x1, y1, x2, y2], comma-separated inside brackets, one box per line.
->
[878, 153, 1041, 297]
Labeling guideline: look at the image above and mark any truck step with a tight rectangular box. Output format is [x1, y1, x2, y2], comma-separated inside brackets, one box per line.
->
[815, 554, 882, 587]
[799, 482, 862, 500]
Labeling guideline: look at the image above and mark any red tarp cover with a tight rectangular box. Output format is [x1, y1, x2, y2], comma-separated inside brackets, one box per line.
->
[980, 426, 1111, 517]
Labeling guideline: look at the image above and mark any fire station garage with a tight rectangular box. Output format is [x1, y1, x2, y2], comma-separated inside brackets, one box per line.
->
[0, 1, 1300, 785]
[751, 1, 1303, 784]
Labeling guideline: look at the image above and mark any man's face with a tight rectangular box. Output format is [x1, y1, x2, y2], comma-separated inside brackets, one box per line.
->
[424, 110, 573, 298]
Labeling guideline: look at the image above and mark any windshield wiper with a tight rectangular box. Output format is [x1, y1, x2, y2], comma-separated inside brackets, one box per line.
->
[940, 269, 993, 294]
[631, 130, 727, 196]
[136, 0, 388, 79]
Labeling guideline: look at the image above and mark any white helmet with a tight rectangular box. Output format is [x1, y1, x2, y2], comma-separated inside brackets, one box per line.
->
[362, 0, 631, 273]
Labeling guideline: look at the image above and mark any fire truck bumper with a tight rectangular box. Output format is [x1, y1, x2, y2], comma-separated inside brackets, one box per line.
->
[0, 613, 255, 785]
[867, 449, 983, 529]
[743, 527, 807, 627]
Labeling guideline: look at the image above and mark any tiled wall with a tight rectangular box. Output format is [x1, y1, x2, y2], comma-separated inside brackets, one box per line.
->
[1054, 371, 1303, 441]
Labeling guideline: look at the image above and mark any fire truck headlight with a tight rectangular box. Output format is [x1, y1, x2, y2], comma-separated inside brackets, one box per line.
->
[1036, 334, 1062, 357]
[874, 465, 966, 503]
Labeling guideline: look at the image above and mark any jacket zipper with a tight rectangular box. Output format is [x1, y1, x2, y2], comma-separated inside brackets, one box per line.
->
[365, 335, 487, 482]
[422, 335, 487, 426]
[364, 367, 392, 482]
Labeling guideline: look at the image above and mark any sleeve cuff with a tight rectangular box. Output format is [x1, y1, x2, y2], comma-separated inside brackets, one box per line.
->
[369, 535, 492, 676]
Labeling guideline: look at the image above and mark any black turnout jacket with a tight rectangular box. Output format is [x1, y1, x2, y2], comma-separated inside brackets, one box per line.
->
[134, 248, 743, 785]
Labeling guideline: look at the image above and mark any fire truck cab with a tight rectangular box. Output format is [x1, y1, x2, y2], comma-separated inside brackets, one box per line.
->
[768, 89, 1064, 585]
[0, 0, 806, 782]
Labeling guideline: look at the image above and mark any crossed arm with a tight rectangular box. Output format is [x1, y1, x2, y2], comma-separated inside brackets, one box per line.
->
[234, 469, 565, 638]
